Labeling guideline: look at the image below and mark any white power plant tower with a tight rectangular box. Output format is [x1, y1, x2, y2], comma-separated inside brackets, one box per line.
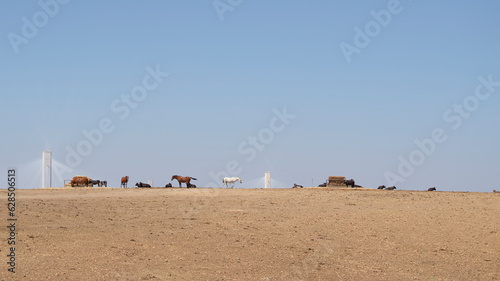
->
[265, 172, 271, 189]
[42, 150, 52, 188]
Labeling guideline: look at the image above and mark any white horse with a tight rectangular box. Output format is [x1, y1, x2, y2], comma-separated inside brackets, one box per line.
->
[222, 177, 242, 188]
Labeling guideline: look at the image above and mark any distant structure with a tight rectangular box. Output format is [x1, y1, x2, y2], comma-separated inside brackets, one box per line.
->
[148, 180, 153, 187]
[42, 150, 52, 188]
[327, 176, 346, 188]
[265, 172, 271, 189]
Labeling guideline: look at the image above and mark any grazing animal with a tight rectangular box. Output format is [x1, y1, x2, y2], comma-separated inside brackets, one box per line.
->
[171, 175, 197, 188]
[493, 190, 499, 193]
[428, 187, 437, 191]
[121, 176, 129, 188]
[165, 183, 172, 188]
[378, 185, 386, 189]
[386, 186, 397, 190]
[293, 183, 304, 188]
[344, 179, 355, 188]
[222, 177, 242, 188]
[70, 176, 89, 187]
[89, 179, 100, 187]
[135, 182, 151, 188]
[99, 181, 107, 187]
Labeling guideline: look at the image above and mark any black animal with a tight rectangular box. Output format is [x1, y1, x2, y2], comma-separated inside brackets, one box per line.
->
[165, 183, 172, 188]
[386, 186, 397, 190]
[377, 185, 386, 190]
[318, 182, 327, 187]
[99, 180, 107, 187]
[344, 179, 355, 188]
[293, 183, 304, 188]
[89, 179, 100, 187]
[187, 183, 196, 188]
[428, 187, 436, 191]
[135, 182, 151, 188]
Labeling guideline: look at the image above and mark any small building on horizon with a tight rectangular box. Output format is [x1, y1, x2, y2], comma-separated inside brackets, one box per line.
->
[327, 176, 346, 188]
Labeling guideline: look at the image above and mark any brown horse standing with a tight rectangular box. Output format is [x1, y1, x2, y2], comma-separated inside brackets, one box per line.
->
[121, 176, 129, 188]
[171, 175, 197, 188]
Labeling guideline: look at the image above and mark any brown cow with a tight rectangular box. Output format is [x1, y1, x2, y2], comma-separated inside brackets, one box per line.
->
[121, 176, 129, 188]
[70, 176, 89, 187]
[494, 190, 500, 193]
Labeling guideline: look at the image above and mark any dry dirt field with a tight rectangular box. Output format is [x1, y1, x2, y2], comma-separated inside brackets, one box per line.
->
[1, 187, 499, 280]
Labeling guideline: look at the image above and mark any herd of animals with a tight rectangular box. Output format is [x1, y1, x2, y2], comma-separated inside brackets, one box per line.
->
[69, 175, 499, 192]
[69, 176, 107, 187]
[119, 175, 200, 188]
[121, 176, 243, 188]
[293, 179, 438, 191]
[69, 175, 242, 189]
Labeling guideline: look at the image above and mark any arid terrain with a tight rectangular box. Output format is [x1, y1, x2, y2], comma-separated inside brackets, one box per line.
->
[1, 187, 499, 280]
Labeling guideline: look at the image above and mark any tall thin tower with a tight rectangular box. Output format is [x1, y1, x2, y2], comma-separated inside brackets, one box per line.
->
[42, 150, 52, 188]
[264, 172, 271, 189]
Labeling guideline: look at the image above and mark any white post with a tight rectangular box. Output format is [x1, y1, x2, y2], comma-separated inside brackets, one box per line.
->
[42, 150, 52, 188]
[265, 172, 271, 189]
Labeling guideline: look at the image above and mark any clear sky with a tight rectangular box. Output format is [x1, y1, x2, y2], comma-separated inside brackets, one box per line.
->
[1, 1, 499, 191]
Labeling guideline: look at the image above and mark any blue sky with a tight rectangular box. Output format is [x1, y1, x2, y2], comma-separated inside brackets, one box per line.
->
[1, 1, 499, 191]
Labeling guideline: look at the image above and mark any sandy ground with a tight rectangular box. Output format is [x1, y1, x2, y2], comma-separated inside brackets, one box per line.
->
[1, 187, 499, 280]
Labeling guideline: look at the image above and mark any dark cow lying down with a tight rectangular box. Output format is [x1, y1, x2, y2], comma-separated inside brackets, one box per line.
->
[385, 186, 397, 190]
[165, 183, 172, 188]
[135, 182, 151, 188]
[292, 183, 303, 188]
[428, 187, 437, 191]
[378, 185, 386, 190]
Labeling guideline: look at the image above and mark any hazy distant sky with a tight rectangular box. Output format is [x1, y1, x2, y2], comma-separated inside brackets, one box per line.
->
[2, 1, 499, 191]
